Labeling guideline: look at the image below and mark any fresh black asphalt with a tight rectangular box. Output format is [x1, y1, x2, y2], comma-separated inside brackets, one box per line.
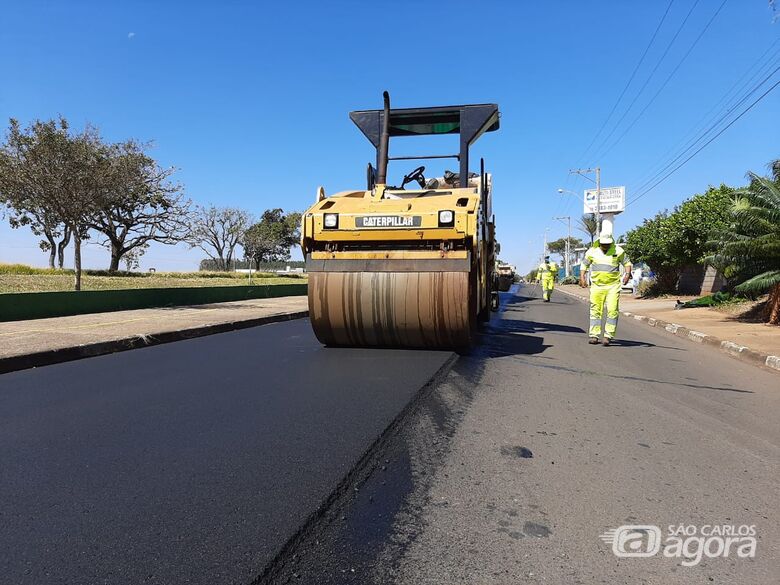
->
[259, 285, 780, 584]
[0, 318, 452, 585]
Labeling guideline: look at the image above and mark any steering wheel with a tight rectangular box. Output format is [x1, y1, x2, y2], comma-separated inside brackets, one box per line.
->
[401, 166, 426, 189]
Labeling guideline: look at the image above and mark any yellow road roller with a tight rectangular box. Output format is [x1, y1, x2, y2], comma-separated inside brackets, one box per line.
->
[302, 92, 500, 348]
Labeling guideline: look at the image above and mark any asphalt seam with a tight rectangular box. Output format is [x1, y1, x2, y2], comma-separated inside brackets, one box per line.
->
[0, 310, 309, 375]
[555, 288, 780, 374]
[251, 352, 459, 585]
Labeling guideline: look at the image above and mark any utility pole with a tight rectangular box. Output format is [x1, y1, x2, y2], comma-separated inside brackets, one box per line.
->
[569, 166, 602, 234]
[554, 216, 572, 277]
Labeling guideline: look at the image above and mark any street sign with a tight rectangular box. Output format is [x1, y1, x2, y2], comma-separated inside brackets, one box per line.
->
[584, 186, 625, 214]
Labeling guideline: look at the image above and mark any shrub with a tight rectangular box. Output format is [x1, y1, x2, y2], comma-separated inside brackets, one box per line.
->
[682, 291, 736, 308]
[83, 269, 148, 278]
[0, 263, 69, 275]
[636, 278, 662, 298]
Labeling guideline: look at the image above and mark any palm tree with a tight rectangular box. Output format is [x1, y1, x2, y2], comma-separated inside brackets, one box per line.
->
[578, 213, 598, 246]
[709, 160, 780, 324]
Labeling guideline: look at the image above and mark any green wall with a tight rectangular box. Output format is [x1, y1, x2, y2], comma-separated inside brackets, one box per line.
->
[0, 284, 307, 322]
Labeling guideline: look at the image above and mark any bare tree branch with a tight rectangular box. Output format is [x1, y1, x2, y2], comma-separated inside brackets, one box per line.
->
[188, 205, 252, 271]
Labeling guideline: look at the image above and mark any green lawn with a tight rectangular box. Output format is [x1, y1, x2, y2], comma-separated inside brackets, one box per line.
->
[0, 272, 306, 293]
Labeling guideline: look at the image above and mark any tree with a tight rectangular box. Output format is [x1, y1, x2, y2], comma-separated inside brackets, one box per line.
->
[624, 212, 678, 291]
[4, 200, 71, 269]
[547, 236, 584, 266]
[625, 185, 734, 293]
[664, 185, 734, 264]
[188, 205, 252, 271]
[578, 214, 598, 245]
[242, 208, 302, 266]
[708, 162, 780, 324]
[123, 244, 148, 271]
[90, 140, 191, 271]
[0, 117, 105, 289]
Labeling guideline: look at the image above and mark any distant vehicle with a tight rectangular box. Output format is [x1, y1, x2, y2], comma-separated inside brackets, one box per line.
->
[496, 263, 515, 291]
[622, 267, 651, 293]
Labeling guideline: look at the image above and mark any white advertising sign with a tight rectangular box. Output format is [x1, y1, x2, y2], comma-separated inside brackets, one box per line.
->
[584, 186, 625, 214]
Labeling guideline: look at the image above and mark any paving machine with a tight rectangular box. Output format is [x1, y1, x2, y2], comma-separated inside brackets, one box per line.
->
[302, 92, 500, 348]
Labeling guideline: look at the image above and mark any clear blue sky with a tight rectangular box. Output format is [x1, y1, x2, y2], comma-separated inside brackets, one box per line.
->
[1, 0, 778, 272]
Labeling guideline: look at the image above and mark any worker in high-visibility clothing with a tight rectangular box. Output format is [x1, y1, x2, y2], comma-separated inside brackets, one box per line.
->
[579, 233, 632, 346]
[536, 256, 559, 302]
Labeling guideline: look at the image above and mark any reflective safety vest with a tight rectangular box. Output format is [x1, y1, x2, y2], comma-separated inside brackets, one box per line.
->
[583, 245, 629, 286]
[537, 262, 558, 280]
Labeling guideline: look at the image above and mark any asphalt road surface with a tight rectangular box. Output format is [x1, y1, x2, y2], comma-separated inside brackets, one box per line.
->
[3, 287, 779, 585]
[266, 285, 780, 585]
[0, 319, 452, 584]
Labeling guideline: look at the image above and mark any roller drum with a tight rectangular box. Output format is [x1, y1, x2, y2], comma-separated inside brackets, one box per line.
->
[309, 271, 476, 348]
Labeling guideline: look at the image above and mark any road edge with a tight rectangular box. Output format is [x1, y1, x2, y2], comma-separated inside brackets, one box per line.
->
[252, 352, 460, 584]
[555, 287, 780, 374]
[0, 310, 309, 375]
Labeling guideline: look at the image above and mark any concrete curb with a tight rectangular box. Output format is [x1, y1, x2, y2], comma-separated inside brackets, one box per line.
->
[555, 288, 780, 374]
[0, 310, 309, 375]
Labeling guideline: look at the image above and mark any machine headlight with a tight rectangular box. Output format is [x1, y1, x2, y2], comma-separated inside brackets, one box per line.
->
[323, 213, 339, 229]
[438, 210, 454, 226]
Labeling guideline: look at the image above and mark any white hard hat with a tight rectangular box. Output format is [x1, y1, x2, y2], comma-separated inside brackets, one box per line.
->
[598, 233, 614, 244]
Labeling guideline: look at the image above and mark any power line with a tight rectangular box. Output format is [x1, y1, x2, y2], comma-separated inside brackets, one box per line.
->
[595, 0, 729, 161]
[587, 0, 702, 163]
[627, 77, 780, 206]
[631, 62, 780, 197]
[574, 0, 675, 165]
[631, 38, 780, 190]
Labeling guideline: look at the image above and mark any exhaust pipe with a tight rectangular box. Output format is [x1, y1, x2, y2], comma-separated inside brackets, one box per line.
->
[376, 91, 390, 185]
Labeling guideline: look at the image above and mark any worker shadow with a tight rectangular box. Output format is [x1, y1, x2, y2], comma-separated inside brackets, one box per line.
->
[497, 319, 586, 336]
[607, 338, 685, 351]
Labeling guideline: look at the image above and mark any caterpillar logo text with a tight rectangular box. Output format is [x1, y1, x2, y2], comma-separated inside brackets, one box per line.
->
[356, 215, 422, 228]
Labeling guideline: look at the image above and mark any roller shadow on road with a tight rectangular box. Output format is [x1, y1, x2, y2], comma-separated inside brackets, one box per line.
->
[470, 290, 582, 358]
[476, 328, 550, 359]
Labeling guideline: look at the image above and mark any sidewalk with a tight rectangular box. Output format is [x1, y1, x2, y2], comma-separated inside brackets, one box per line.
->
[557, 284, 779, 371]
[0, 296, 308, 373]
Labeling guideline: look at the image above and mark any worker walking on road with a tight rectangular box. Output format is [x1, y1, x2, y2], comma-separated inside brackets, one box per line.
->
[536, 256, 559, 302]
[579, 233, 632, 346]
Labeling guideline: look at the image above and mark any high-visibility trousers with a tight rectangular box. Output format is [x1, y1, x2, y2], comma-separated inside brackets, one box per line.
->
[589, 282, 621, 338]
[541, 276, 555, 301]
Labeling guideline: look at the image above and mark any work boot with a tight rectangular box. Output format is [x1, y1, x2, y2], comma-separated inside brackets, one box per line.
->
[588, 337, 599, 345]
[602, 337, 612, 346]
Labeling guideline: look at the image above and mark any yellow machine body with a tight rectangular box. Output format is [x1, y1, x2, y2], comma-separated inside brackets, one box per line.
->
[302, 96, 500, 348]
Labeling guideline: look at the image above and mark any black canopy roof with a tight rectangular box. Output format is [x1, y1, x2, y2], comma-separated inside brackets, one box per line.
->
[349, 104, 499, 146]
[349, 103, 500, 182]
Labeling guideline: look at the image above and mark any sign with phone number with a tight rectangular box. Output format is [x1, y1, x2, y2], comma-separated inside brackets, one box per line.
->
[584, 186, 625, 214]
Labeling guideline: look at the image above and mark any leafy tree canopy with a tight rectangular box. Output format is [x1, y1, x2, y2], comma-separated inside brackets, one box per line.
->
[242, 209, 301, 266]
[624, 185, 734, 292]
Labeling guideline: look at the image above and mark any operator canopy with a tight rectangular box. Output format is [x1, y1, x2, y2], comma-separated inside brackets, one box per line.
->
[349, 104, 500, 143]
[349, 103, 500, 183]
